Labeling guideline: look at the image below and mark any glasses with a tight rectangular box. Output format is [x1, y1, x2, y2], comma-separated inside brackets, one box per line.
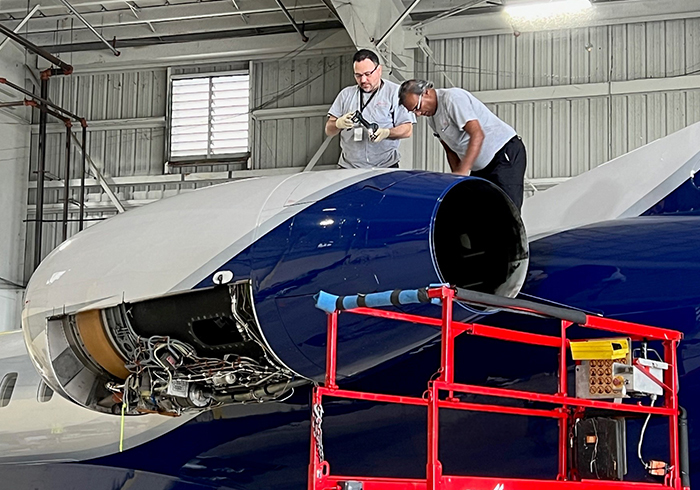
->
[353, 63, 379, 80]
[410, 93, 424, 113]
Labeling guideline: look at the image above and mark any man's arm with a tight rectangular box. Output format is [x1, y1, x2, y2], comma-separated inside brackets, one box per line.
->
[453, 119, 484, 176]
[326, 89, 352, 136]
[325, 116, 340, 137]
[440, 140, 461, 172]
[388, 122, 413, 140]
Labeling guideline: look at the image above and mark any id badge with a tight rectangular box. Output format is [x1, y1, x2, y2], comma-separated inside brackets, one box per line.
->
[353, 127, 363, 142]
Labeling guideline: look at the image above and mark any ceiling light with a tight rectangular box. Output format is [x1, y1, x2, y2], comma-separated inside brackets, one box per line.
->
[505, 0, 592, 20]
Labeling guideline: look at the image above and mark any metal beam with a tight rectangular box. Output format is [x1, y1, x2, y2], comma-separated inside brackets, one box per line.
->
[319, 0, 340, 21]
[0, 4, 40, 53]
[0, 100, 26, 108]
[28, 165, 339, 189]
[231, 0, 249, 24]
[79, 125, 86, 230]
[0, 0, 321, 18]
[31, 15, 340, 53]
[410, 0, 484, 29]
[273, 0, 309, 42]
[124, 1, 140, 18]
[252, 104, 329, 121]
[70, 132, 126, 213]
[58, 0, 121, 56]
[34, 77, 49, 270]
[49, 28, 352, 73]
[62, 124, 72, 240]
[0, 23, 72, 74]
[375, 0, 422, 47]
[0, 0, 130, 15]
[32, 116, 164, 134]
[474, 74, 700, 104]
[28, 200, 148, 213]
[4, 0, 326, 34]
[0, 77, 83, 121]
[0, 276, 25, 289]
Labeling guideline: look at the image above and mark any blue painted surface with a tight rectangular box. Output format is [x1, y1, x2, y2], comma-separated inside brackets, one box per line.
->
[193, 171, 481, 380]
[524, 215, 700, 329]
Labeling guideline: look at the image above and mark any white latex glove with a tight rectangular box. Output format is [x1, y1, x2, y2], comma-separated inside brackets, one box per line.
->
[370, 127, 390, 143]
[335, 112, 355, 130]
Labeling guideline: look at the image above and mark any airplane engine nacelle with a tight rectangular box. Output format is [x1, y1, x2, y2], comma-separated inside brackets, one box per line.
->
[22, 170, 528, 415]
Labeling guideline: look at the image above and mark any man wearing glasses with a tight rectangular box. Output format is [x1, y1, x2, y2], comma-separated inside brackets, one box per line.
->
[398, 79, 527, 210]
[325, 49, 415, 169]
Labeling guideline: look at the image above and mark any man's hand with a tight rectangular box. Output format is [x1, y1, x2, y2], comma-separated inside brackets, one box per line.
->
[370, 127, 390, 143]
[335, 112, 355, 130]
[453, 120, 484, 175]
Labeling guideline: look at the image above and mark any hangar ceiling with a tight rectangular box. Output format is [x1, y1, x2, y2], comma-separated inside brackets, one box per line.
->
[0, 0, 637, 54]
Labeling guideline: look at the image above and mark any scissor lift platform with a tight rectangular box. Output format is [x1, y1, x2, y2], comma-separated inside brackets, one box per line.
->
[308, 285, 689, 490]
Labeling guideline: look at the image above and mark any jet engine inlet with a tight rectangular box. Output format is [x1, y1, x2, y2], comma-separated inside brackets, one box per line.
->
[433, 178, 528, 298]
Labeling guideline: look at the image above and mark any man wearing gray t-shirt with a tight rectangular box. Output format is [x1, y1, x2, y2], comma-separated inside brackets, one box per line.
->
[325, 50, 415, 169]
[398, 79, 527, 209]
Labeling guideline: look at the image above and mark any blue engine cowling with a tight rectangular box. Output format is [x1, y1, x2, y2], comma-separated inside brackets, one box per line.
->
[195, 171, 528, 379]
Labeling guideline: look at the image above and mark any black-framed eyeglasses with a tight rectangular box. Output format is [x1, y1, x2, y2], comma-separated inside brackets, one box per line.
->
[353, 63, 380, 80]
[410, 92, 424, 113]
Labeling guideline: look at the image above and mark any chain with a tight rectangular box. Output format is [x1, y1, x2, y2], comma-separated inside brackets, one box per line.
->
[312, 402, 325, 462]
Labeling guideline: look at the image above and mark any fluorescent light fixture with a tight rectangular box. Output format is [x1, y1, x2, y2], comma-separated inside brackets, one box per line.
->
[505, 0, 592, 20]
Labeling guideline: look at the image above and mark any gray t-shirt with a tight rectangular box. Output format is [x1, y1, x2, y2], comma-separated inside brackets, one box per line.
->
[428, 88, 516, 171]
[328, 79, 415, 169]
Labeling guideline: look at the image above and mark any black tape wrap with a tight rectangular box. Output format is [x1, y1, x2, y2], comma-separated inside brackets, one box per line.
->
[390, 290, 402, 307]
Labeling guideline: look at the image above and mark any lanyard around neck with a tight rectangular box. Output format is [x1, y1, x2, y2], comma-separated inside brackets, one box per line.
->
[358, 82, 382, 114]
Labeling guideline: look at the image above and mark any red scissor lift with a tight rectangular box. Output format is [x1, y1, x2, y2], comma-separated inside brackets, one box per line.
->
[308, 285, 689, 490]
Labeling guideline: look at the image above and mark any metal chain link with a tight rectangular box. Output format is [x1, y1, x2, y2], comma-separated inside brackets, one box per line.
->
[312, 402, 325, 462]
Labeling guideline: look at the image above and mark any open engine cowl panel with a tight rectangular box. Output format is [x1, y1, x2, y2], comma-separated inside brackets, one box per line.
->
[45, 281, 299, 416]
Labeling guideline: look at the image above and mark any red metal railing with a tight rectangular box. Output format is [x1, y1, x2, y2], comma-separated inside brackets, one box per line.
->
[308, 285, 687, 490]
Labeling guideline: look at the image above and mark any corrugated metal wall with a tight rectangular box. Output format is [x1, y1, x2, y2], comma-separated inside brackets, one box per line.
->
[25, 52, 353, 279]
[25, 68, 168, 279]
[415, 19, 700, 181]
[33, 69, 168, 177]
[251, 53, 355, 169]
